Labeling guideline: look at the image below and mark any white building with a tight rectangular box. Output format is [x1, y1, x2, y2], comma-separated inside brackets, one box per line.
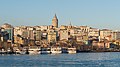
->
[59, 29, 68, 40]
[47, 30, 57, 42]
[112, 31, 120, 40]
[100, 29, 112, 41]
[88, 28, 99, 37]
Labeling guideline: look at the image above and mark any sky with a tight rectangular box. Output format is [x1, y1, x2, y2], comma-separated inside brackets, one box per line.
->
[0, 0, 120, 30]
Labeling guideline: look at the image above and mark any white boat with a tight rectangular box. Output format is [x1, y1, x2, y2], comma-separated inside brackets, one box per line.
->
[20, 47, 27, 54]
[13, 47, 22, 54]
[28, 46, 41, 55]
[0, 49, 7, 54]
[67, 47, 76, 54]
[15, 49, 22, 54]
[41, 47, 51, 54]
[50, 47, 62, 54]
[7, 48, 12, 54]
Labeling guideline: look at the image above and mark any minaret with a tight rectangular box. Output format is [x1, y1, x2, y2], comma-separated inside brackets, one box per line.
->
[68, 21, 72, 28]
[52, 14, 58, 28]
[69, 21, 72, 26]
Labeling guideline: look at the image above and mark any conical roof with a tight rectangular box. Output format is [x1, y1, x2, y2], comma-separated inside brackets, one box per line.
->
[53, 14, 58, 19]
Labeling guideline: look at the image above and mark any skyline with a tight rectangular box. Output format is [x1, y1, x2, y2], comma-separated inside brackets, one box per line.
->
[0, 0, 120, 30]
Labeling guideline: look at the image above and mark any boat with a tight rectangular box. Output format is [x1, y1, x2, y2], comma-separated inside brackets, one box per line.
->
[62, 47, 68, 53]
[20, 47, 28, 54]
[15, 49, 22, 54]
[62, 47, 76, 54]
[13, 47, 22, 54]
[7, 48, 12, 54]
[67, 47, 76, 54]
[13, 47, 27, 54]
[0, 49, 7, 54]
[28, 46, 41, 55]
[41, 47, 51, 54]
[50, 47, 62, 54]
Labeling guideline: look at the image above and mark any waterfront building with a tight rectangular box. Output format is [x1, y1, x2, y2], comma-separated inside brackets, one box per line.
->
[52, 14, 58, 28]
[79, 26, 90, 33]
[27, 27, 36, 40]
[92, 40, 110, 49]
[69, 28, 78, 36]
[14, 35, 24, 45]
[59, 29, 68, 40]
[92, 40, 98, 47]
[47, 25, 52, 30]
[34, 26, 41, 31]
[4, 28, 13, 40]
[0, 23, 14, 50]
[100, 29, 112, 41]
[0, 31, 9, 42]
[14, 27, 27, 46]
[41, 30, 48, 40]
[22, 30, 29, 38]
[88, 28, 100, 37]
[1, 24, 14, 43]
[76, 35, 88, 42]
[47, 29, 57, 43]
[28, 30, 34, 40]
[14, 26, 23, 36]
[98, 40, 110, 49]
[40, 25, 48, 31]
[2, 14, 120, 53]
[112, 39, 120, 46]
[112, 31, 120, 40]
[35, 30, 42, 41]
[68, 28, 88, 42]
[14, 26, 29, 41]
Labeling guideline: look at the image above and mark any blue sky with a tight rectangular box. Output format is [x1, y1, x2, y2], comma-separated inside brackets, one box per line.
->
[0, 0, 120, 30]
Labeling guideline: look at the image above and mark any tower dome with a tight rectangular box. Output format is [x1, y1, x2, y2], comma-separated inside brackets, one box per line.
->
[52, 14, 58, 28]
[1, 23, 13, 29]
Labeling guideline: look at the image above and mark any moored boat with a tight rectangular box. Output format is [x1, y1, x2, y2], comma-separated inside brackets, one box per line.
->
[0, 49, 7, 54]
[41, 47, 51, 54]
[15, 49, 22, 54]
[28, 46, 41, 55]
[20, 47, 28, 54]
[67, 47, 76, 54]
[50, 47, 62, 54]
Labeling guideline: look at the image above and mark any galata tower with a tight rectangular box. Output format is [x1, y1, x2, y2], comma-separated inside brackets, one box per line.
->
[52, 14, 58, 28]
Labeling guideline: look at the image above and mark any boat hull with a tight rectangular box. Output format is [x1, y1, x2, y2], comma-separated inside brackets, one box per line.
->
[50, 47, 62, 54]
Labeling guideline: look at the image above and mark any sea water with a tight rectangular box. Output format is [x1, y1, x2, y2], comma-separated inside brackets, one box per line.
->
[0, 52, 120, 67]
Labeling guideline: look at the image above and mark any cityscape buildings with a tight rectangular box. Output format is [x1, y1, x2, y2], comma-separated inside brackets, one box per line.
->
[0, 14, 120, 51]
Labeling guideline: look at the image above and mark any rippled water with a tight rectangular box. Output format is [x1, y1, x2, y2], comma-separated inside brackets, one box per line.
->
[0, 52, 120, 67]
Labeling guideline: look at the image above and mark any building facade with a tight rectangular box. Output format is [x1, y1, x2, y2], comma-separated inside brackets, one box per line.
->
[47, 30, 57, 43]
[59, 29, 68, 40]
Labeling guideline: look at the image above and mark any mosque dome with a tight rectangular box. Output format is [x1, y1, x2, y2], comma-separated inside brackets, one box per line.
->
[1, 23, 13, 29]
